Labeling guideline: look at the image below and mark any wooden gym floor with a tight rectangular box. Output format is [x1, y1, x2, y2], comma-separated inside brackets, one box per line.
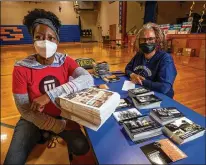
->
[1, 42, 205, 164]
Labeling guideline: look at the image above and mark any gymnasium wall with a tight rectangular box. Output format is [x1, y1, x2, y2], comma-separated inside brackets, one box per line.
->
[99, 1, 121, 39]
[157, 1, 205, 24]
[2, 1, 203, 45]
[79, 11, 99, 42]
[1, 1, 78, 25]
[1, 1, 80, 45]
[126, 1, 205, 33]
[126, 2, 145, 33]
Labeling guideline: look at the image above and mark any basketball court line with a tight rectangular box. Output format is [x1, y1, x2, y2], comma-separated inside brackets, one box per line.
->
[1, 115, 20, 121]
[0, 122, 15, 129]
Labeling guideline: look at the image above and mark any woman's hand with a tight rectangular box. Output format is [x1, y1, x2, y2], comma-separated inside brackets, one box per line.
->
[130, 73, 145, 85]
[30, 94, 50, 112]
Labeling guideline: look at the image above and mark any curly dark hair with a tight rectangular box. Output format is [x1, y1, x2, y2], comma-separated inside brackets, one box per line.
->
[23, 8, 61, 34]
[134, 22, 167, 51]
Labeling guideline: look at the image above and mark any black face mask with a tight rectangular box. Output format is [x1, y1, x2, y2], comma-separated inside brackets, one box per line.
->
[139, 43, 156, 54]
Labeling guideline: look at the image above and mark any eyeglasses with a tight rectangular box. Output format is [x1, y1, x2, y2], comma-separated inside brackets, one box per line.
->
[139, 37, 156, 43]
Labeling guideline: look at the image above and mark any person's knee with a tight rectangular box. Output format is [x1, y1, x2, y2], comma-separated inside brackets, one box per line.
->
[5, 119, 41, 161]
[72, 137, 90, 156]
[15, 118, 40, 140]
[70, 132, 90, 156]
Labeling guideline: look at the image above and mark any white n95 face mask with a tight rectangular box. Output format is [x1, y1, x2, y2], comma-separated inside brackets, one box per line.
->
[34, 40, 57, 59]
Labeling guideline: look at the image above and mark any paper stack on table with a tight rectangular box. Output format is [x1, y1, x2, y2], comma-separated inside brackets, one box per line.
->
[59, 87, 120, 131]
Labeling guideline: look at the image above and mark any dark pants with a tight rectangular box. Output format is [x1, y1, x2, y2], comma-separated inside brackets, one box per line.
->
[4, 118, 90, 165]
